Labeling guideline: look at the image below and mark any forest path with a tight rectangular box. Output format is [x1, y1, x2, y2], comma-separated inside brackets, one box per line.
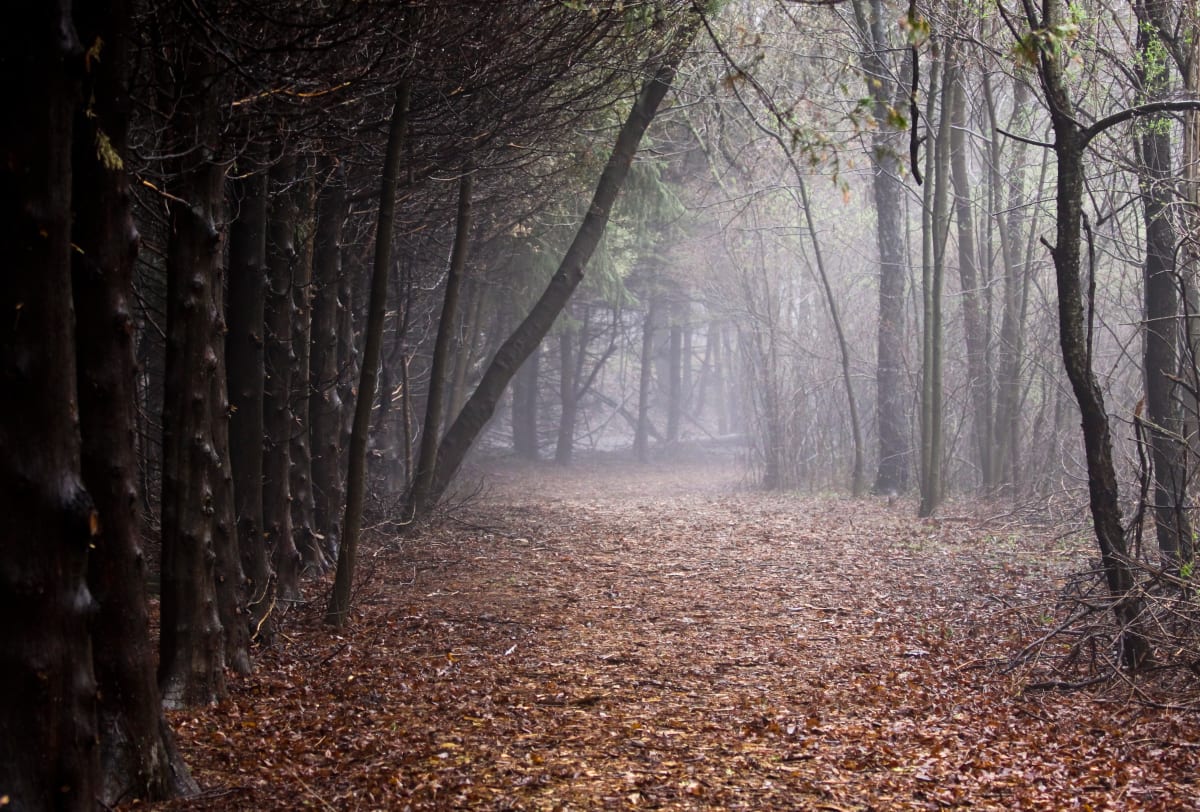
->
[162, 456, 1200, 811]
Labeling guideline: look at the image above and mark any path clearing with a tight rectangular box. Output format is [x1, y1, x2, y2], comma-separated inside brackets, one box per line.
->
[159, 457, 1200, 810]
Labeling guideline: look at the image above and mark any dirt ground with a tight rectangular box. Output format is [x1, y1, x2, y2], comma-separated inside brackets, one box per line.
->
[152, 454, 1200, 810]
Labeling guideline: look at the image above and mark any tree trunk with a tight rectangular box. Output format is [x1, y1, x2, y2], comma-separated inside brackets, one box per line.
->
[1135, 5, 1191, 563]
[852, 0, 911, 495]
[158, 41, 229, 708]
[918, 48, 951, 518]
[226, 166, 273, 646]
[71, 0, 199, 797]
[949, 62, 994, 491]
[1029, 1, 1148, 668]
[290, 166, 322, 572]
[411, 167, 474, 513]
[556, 322, 579, 465]
[327, 80, 411, 628]
[310, 158, 347, 562]
[0, 5, 100, 805]
[667, 312, 683, 444]
[265, 154, 301, 602]
[421, 20, 700, 508]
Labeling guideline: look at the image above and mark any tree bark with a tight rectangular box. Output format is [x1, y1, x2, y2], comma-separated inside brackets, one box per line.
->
[0, 4, 100, 805]
[310, 158, 347, 561]
[71, 0, 198, 800]
[949, 63, 994, 491]
[226, 165, 273, 648]
[158, 40, 229, 708]
[411, 167, 474, 514]
[1025, 0, 1148, 668]
[326, 80, 411, 628]
[421, 22, 699, 506]
[852, 0, 912, 495]
[265, 153, 301, 602]
[290, 167, 322, 572]
[1134, 2, 1191, 563]
[918, 48, 951, 518]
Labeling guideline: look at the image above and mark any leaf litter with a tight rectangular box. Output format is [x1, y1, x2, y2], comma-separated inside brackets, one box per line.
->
[143, 456, 1200, 810]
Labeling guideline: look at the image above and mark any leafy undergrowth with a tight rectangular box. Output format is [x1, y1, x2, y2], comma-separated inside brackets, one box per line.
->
[146, 457, 1200, 810]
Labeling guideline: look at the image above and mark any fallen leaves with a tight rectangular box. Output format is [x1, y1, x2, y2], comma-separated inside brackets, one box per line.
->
[143, 457, 1200, 810]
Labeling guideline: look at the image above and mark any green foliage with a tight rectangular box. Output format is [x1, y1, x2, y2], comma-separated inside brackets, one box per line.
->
[1012, 21, 1080, 67]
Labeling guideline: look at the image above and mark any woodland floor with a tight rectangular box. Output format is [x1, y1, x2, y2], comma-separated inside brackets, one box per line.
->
[146, 452, 1200, 811]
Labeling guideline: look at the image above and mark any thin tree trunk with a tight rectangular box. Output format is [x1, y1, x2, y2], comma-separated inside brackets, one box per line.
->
[556, 321, 579, 465]
[310, 158, 347, 561]
[1027, 0, 1148, 668]
[226, 166, 273, 646]
[265, 154, 301, 602]
[636, 299, 658, 463]
[795, 177, 865, 495]
[919, 47, 950, 518]
[667, 311, 683, 444]
[949, 62, 993, 490]
[326, 80, 411, 628]
[290, 166, 322, 571]
[411, 167, 474, 513]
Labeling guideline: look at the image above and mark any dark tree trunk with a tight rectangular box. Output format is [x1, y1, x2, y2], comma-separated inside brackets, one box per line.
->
[1028, 1, 1148, 668]
[158, 42, 229, 708]
[226, 166, 274, 642]
[71, 0, 197, 798]
[327, 80, 411, 628]
[290, 167, 322, 571]
[310, 159, 347, 561]
[421, 21, 700, 508]
[412, 167, 474, 513]
[0, 5, 99, 805]
[265, 154, 301, 602]
[1134, 6, 1191, 563]
[207, 267, 251, 674]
